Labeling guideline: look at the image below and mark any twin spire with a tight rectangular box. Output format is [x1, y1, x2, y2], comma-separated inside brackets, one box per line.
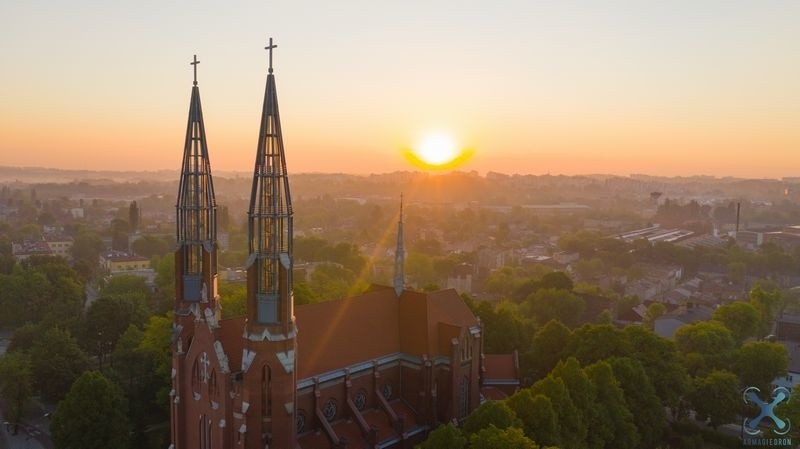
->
[177, 39, 406, 314]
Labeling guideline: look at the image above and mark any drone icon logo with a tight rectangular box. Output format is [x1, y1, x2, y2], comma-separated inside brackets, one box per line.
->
[743, 386, 792, 436]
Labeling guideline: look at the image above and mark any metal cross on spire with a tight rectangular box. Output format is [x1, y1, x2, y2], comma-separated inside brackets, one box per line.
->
[265, 37, 277, 73]
[190, 54, 200, 85]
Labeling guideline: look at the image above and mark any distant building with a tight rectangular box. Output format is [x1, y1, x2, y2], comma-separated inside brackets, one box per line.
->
[763, 228, 800, 252]
[100, 251, 150, 273]
[446, 263, 474, 294]
[654, 303, 714, 339]
[774, 340, 800, 393]
[552, 251, 579, 265]
[11, 239, 53, 262]
[44, 235, 73, 259]
[615, 225, 694, 244]
[67, 207, 85, 219]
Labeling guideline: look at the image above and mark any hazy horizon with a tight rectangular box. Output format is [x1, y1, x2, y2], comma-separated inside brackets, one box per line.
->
[0, 163, 797, 182]
[2, 1, 799, 178]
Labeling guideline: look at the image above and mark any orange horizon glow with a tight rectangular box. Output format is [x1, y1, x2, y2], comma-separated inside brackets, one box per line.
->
[1, 2, 798, 179]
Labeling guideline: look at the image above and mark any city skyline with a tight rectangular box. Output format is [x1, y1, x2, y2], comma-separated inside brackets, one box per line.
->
[1, 1, 799, 178]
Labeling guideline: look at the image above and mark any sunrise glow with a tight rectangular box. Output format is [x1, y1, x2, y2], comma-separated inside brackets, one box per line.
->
[403, 132, 474, 171]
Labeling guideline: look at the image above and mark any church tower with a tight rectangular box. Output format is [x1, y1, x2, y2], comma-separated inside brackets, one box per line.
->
[174, 54, 220, 329]
[242, 38, 298, 449]
[171, 55, 224, 449]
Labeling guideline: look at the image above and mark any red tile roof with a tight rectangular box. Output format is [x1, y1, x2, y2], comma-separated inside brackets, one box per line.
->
[481, 386, 509, 401]
[484, 354, 518, 381]
[295, 287, 400, 380]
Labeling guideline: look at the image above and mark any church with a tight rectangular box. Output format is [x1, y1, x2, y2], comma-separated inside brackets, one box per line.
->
[169, 40, 519, 449]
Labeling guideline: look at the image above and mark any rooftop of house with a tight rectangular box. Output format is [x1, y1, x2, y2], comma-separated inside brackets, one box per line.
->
[658, 303, 714, 324]
[11, 240, 52, 256]
[102, 251, 149, 262]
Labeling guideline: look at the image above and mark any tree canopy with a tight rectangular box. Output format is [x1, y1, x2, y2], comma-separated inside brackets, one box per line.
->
[50, 371, 131, 449]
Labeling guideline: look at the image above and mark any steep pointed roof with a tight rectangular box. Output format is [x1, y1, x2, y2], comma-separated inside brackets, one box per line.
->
[248, 38, 292, 264]
[176, 55, 217, 250]
[246, 39, 294, 329]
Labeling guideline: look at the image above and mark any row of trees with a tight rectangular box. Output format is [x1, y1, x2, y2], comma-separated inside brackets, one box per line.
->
[0, 256, 173, 449]
[444, 279, 792, 447]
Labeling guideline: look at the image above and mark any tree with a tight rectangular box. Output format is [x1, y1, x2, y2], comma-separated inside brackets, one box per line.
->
[463, 401, 521, 436]
[71, 230, 104, 276]
[523, 320, 571, 380]
[584, 361, 639, 449]
[688, 370, 740, 429]
[29, 327, 91, 401]
[469, 425, 539, 449]
[735, 341, 788, 390]
[112, 325, 163, 448]
[530, 376, 586, 449]
[7, 322, 42, 353]
[418, 423, 466, 449]
[138, 314, 173, 410]
[566, 324, 631, 366]
[475, 301, 534, 355]
[131, 235, 173, 258]
[713, 301, 761, 343]
[642, 302, 666, 329]
[294, 281, 320, 305]
[749, 285, 782, 337]
[128, 201, 140, 233]
[219, 280, 247, 318]
[308, 263, 357, 299]
[506, 389, 558, 447]
[50, 371, 131, 449]
[727, 261, 745, 284]
[538, 271, 574, 292]
[102, 274, 150, 298]
[622, 326, 689, 412]
[674, 321, 736, 375]
[110, 218, 130, 252]
[607, 357, 666, 449]
[550, 358, 600, 449]
[81, 293, 149, 368]
[0, 352, 33, 434]
[526, 288, 585, 328]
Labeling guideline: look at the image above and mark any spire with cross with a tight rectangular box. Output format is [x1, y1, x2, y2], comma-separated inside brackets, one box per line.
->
[265, 37, 277, 73]
[177, 52, 218, 307]
[190, 54, 200, 85]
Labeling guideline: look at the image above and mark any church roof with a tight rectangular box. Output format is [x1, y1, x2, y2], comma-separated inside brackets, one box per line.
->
[295, 286, 399, 380]
[294, 286, 478, 380]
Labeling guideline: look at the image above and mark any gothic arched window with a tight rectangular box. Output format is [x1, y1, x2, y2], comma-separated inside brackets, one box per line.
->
[209, 370, 218, 402]
[261, 364, 272, 417]
[191, 359, 201, 398]
[459, 376, 469, 418]
[296, 410, 306, 434]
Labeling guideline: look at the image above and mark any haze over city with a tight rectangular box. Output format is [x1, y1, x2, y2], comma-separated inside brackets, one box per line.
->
[6, 2, 800, 449]
[2, 0, 799, 177]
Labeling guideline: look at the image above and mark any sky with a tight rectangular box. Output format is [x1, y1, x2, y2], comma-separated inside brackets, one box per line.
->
[0, 0, 798, 178]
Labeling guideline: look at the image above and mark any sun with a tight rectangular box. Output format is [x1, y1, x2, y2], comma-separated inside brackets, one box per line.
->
[404, 132, 474, 170]
[416, 133, 459, 165]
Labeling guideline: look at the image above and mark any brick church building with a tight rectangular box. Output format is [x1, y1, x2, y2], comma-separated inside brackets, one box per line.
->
[169, 41, 519, 449]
